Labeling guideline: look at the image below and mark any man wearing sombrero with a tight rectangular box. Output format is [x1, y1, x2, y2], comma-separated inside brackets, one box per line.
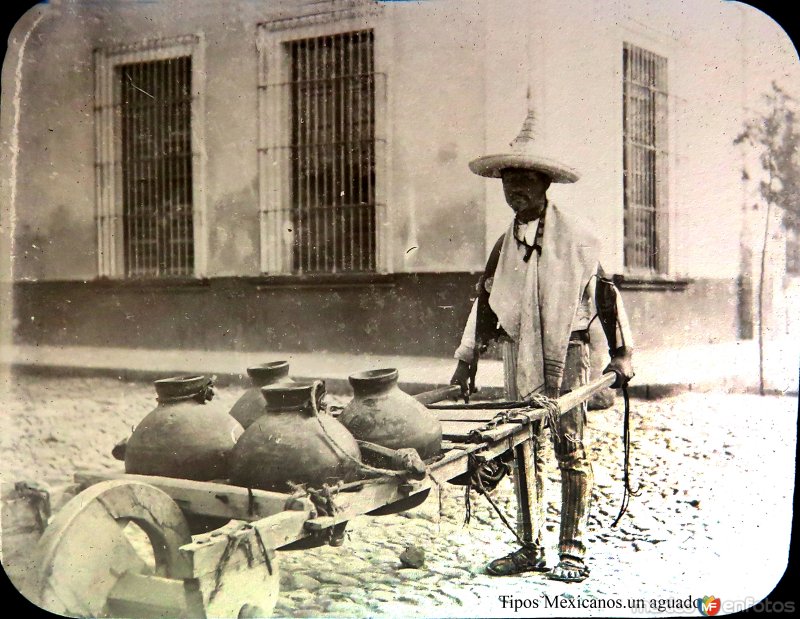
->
[451, 109, 635, 582]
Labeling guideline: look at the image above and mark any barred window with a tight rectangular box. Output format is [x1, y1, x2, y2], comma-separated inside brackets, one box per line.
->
[258, 21, 386, 275]
[289, 31, 375, 273]
[119, 58, 194, 277]
[623, 43, 669, 274]
[94, 35, 205, 279]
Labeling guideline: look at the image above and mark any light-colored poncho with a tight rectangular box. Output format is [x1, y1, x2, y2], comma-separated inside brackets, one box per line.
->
[488, 204, 600, 396]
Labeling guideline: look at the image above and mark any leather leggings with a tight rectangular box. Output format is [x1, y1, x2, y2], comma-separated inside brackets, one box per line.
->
[503, 339, 593, 560]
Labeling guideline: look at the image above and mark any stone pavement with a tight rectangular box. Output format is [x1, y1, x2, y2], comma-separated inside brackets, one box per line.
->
[2, 378, 796, 617]
[2, 336, 797, 397]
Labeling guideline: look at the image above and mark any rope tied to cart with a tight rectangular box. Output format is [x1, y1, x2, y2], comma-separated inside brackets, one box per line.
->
[466, 392, 564, 443]
[287, 481, 341, 520]
[462, 392, 562, 537]
[463, 382, 639, 530]
[210, 522, 275, 601]
[460, 394, 548, 548]
[522, 391, 564, 442]
[301, 382, 450, 531]
[287, 480, 346, 545]
[463, 453, 538, 551]
[461, 388, 628, 548]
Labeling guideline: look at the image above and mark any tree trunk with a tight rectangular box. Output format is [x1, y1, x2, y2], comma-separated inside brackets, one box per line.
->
[758, 201, 772, 396]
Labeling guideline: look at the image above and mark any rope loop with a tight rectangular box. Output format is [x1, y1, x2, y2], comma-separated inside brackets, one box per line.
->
[523, 392, 563, 442]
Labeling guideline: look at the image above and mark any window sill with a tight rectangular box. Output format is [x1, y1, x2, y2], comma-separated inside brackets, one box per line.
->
[251, 273, 398, 290]
[14, 277, 212, 290]
[616, 274, 693, 291]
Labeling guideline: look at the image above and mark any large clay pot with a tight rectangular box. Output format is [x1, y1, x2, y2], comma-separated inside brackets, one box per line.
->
[229, 361, 295, 428]
[229, 381, 362, 492]
[338, 368, 442, 461]
[125, 376, 244, 481]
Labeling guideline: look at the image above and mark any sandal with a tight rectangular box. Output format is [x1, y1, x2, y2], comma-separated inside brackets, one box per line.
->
[486, 545, 548, 576]
[545, 556, 590, 583]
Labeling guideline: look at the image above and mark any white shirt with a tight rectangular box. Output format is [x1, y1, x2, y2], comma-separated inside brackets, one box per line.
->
[454, 220, 595, 363]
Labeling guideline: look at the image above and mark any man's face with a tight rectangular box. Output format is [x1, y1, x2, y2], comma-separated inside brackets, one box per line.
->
[501, 169, 551, 222]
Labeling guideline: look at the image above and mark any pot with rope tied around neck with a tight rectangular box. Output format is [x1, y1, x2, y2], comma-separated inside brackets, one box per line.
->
[229, 381, 363, 494]
[123, 375, 244, 481]
[228, 380, 363, 549]
[228, 378, 444, 546]
[116, 375, 247, 534]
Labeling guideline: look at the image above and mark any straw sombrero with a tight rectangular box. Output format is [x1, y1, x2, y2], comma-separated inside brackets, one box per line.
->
[468, 109, 580, 183]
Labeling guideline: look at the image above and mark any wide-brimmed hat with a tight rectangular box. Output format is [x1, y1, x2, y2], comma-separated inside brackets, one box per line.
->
[468, 109, 580, 183]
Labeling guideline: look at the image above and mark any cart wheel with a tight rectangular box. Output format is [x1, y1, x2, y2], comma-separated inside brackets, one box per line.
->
[34, 479, 193, 617]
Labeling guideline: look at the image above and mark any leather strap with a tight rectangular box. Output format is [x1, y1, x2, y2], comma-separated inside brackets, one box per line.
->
[474, 234, 507, 350]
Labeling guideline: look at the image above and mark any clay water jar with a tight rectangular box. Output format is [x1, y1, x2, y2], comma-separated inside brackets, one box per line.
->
[229, 361, 295, 428]
[229, 381, 362, 493]
[338, 368, 443, 461]
[125, 376, 244, 481]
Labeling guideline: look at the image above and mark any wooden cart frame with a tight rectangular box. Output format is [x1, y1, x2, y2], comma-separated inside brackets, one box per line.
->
[2, 374, 614, 618]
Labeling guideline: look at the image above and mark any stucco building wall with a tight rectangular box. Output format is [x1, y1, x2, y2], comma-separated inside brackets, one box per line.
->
[4, 0, 797, 355]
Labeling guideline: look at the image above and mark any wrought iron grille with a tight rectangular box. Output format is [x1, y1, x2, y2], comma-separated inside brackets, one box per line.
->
[290, 30, 375, 273]
[623, 43, 669, 274]
[259, 29, 383, 274]
[118, 57, 194, 277]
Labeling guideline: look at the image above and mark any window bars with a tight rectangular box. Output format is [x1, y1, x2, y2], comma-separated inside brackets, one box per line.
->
[94, 34, 202, 279]
[623, 43, 669, 274]
[118, 57, 194, 277]
[259, 27, 386, 274]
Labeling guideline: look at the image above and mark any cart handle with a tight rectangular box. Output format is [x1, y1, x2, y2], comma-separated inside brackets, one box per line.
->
[426, 373, 617, 410]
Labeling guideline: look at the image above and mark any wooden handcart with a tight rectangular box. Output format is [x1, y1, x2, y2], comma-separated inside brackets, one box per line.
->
[1, 374, 615, 618]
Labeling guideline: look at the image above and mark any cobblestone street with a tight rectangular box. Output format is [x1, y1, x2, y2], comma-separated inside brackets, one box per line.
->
[1, 375, 795, 617]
